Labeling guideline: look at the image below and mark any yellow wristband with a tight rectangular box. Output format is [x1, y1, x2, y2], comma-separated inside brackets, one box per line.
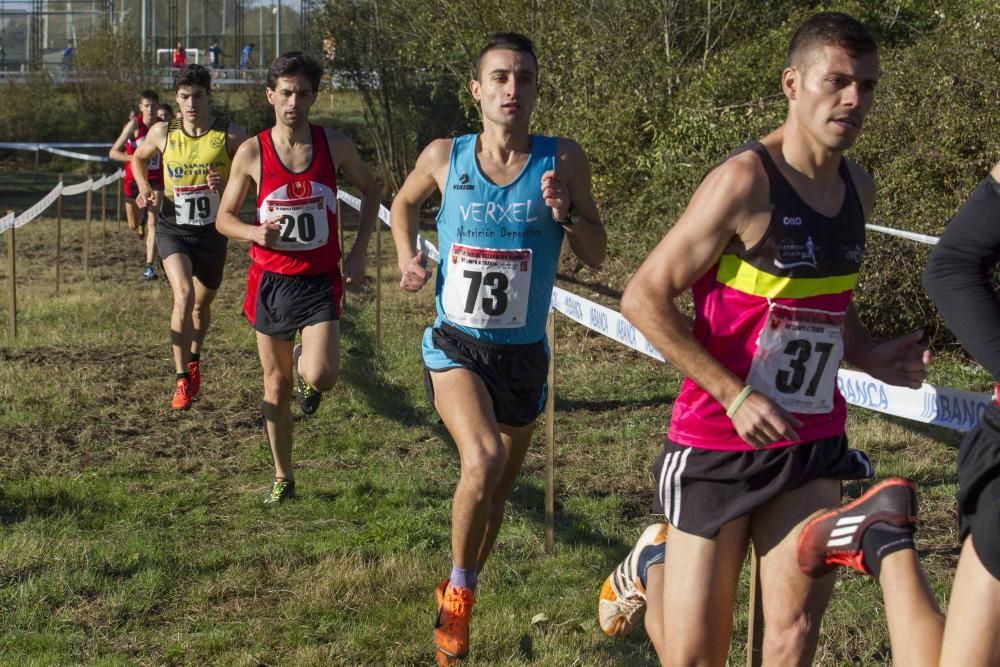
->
[726, 385, 754, 418]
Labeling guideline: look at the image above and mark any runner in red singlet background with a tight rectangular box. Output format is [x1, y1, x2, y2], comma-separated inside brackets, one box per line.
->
[109, 89, 161, 279]
[217, 52, 381, 504]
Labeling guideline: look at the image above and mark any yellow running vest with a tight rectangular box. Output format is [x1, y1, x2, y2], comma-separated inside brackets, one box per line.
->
[162, 117, 232, 227]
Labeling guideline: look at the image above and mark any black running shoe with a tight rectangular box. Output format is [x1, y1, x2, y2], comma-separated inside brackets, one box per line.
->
[293, 344, 323, 415]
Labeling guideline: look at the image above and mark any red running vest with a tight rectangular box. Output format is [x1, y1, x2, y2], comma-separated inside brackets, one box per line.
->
[251, 124, 340, 275]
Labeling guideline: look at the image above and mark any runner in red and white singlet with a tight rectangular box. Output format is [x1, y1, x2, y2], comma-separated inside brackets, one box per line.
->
[217, 52, 380, 505]
[109, 89, 162, 279]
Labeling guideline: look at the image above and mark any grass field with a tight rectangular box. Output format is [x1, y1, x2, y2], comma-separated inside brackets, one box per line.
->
[0, 193, 979, 665]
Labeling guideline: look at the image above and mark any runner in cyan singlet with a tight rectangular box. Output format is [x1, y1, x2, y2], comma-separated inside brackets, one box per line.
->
[109, 89, 161, 279]
[132, 64, 246, 410]
[391, 32, 606, 665]
[597, 13, 929, 664]
[217, 52, 380, 504]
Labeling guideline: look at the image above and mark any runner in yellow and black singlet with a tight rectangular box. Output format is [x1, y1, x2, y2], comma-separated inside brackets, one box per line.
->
[132, 64, 247, 410]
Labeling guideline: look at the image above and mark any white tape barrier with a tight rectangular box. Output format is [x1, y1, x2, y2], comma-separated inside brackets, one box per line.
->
[866, 223, 939, 246]
[0, 171, 123, 234]
[333, 194, 983, 431]
[0, 142, 113, 163]
[837, 369, 988, 432]
[336, 189, 440, 262]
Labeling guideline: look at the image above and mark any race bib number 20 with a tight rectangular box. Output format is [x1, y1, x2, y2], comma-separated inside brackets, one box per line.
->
[442, 244, 532, 329]
[266, 196, 329, 251]
[173, 184, 219, 226]
[744, 303, 845, 414]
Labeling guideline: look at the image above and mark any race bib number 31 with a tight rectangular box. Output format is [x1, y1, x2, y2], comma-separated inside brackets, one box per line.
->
[442, 244, 532, 329]
[267, 196, 329, 251]
[745, 303, 845, 414]
[173, 184, 219, 226]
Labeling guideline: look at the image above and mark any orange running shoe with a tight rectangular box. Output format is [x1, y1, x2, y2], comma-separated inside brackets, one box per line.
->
[797, 477, 917, 577]
[188, 359, 201, 398]
[434, 579, 475, 665]
[171, 377, 192, 410]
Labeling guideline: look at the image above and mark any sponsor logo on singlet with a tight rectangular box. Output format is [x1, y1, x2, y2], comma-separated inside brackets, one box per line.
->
[453, 173, 475, 191]
[287, 180, 312, 198]
[844, 244, 863, 264]
[783, 215, 803, 226]
[774, 236, 819, 269]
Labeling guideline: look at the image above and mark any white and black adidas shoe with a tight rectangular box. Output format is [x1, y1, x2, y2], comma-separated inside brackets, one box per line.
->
[598, 523, 668, 638]
[797, 477, 917, 577]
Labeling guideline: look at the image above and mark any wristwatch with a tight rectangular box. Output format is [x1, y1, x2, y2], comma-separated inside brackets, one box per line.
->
[556, 206, 575, 228]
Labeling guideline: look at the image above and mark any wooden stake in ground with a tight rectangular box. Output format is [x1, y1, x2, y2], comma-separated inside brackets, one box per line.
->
[55, 175, 64, 295]
[544, 310, 556, 554]
[101, 179, 107, 238]
[84, 182, 93, 276]
[6, 219, 16, 339]
[375, 213, 382, 355]
[746, 548, 764, 667]
[116, 174, 122, 231]
[338, 198, 346, 310]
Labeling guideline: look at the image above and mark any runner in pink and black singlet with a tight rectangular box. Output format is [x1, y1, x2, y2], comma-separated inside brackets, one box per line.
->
[596, 13, 930, 664]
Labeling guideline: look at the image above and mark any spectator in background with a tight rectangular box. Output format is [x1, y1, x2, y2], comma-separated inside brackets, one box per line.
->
[240, 44, 255, 72]
[207, 40, 223, 69]
[172, 42, 187, 77]
[62, 41, 73, 71]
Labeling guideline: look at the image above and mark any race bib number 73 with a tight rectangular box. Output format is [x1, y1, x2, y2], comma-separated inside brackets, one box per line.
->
[744, 303, 845, 414]
[442, 244, 532, 329]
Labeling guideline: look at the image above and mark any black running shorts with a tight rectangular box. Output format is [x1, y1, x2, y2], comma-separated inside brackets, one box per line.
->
[957, 403, 1000, 580]
[155, 226, 228, 290]
[650, 436, 873, 538]
[243, 262, 341, 341]
[422, 323, 549, 428]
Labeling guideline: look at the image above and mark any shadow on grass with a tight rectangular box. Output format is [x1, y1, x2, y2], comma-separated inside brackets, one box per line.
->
[339, 315, 430, 430]
[556, 394, 674, 413]
[0, 487, 104, 527]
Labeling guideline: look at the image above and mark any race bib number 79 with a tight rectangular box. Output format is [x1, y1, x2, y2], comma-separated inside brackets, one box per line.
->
[442, 244, 532, 329]
[744, 303, 845, 414]
[173, 184, 219, 226]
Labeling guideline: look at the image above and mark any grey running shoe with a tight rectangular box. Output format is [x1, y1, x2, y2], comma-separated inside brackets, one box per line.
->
[264, 479, 296, 504]
[293, 344, 323, 415]
[143, 264, 158, 280]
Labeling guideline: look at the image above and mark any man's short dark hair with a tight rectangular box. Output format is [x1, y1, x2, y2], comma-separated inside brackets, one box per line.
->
[786, 12, 877, 68]
[476, 32, 537, 78]
[267, 51, 323, 93]
[175, 64, 212, 91]
[139, 89, 159, 103]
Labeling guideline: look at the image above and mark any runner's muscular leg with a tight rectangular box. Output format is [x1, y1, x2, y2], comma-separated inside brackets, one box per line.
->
[751, 478, 840, 667]
[145, 209, 157, 264]
[298, 320, 340, 392]
[431, 368, 507, 571]
[257, 332, 295, 481]
[875, 548, 942, 667]
[644, 560, 668, 663]
[125, 199, 140, 235]
[475, 421, 536, 570]
[659, 517, 750, 667]
[190, 276, 217, 356]
[162, 252, 195, 372]
[939, 536, 1000, 666]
